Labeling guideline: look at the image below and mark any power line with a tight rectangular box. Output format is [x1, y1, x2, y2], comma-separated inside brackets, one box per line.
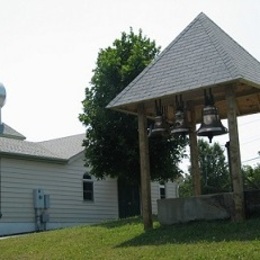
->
[242, 156, 260, 163]
[240, 137, 260, 146]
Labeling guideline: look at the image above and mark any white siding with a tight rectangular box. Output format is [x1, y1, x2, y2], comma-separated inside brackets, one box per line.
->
[150, 181, 179, 215]
[0, 155, 179, 236]
[0, 156, 118, 236]
[151, 182, 160, 215]
[165, 182, 179, 198]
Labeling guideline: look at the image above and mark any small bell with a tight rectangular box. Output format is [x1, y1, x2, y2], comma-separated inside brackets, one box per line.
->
[149, 115, 169, 137]
[171, 95, 189, 137]
[197, 89, 228, 143]
[149, 100, 169, 138]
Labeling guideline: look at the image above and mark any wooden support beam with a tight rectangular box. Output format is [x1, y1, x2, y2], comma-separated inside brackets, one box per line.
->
[188, 104, 201, 196]
[257, 93, 260, 111]
[234, 98, 241, 116]
[225, 86, 245, 221]
[137, 104, 153, 230]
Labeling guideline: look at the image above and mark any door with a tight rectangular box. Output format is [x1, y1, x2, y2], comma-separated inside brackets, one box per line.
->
[117, 178, 140, 218]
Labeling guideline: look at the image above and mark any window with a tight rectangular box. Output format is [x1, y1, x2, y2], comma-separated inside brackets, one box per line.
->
[83, 173, 94, 201]
[160, 183, 166, 199]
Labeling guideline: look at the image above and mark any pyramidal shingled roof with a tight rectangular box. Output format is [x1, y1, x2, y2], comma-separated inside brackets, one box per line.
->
[107, 12, 260, 109]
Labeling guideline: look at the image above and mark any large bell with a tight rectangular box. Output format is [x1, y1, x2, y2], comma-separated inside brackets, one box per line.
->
[171, 109, 189, 136]
[197, 104, 228, 143]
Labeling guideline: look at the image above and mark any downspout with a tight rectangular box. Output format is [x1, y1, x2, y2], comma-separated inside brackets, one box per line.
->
[0, 157, 2, 218]
[0, 82, 6, 219]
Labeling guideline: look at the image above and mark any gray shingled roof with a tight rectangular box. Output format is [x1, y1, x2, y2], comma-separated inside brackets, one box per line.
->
[0, 123, 26, 140]
[107, 12, 260, 110]
[0, 133, 85, 163]
[38, 133, 85, 160]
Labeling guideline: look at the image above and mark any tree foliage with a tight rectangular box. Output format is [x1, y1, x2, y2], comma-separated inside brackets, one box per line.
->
[179, 139, 231, 197]
[79, 28, 187, 184]
[242, 163, 260, 190]
[198, 139, 231, 194]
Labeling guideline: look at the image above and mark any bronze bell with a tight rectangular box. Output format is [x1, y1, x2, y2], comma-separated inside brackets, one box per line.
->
[149, 99, 169, 138]
[197, 89, 228, 143]
[149, 115, 169, 138]
[171, 95, 189, 136]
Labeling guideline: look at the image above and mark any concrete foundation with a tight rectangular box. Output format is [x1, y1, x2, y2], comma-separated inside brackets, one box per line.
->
[158, 193, 234, 225]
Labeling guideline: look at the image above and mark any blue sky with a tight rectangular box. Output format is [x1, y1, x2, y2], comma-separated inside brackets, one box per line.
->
[0, 0, 259, 166]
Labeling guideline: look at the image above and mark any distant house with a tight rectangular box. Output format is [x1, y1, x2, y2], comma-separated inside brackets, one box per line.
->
[0, 123, 178, 236]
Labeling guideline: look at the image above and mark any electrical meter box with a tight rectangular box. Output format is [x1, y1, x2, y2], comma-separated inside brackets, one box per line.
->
[33, 189, 45, 209]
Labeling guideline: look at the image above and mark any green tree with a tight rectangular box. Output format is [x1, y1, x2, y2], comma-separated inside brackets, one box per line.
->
[178, 173, 193, 197]
[179, 139, 231, 197]
[242, 163, 260, 190]
[199, 139, 231, 194]
[79, 28, 187, 184]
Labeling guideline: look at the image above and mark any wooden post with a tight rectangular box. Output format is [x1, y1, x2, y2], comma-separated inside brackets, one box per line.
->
[225, 86, 245, 221]
[137, 104, 153, 230]
[189, 105, 201, 196]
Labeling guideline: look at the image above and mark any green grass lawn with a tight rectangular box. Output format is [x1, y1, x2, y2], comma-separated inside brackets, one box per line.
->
[1, 217, 260, 259]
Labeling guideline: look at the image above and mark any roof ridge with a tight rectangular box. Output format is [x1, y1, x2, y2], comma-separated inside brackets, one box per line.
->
[198, 13, 260, 81]
[37, 133, 85, 144]
[198, 13, 241, 79]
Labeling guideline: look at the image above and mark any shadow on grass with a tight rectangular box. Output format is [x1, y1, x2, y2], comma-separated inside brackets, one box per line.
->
[116, 217, 260, 247]
[95, 216, 143, 229]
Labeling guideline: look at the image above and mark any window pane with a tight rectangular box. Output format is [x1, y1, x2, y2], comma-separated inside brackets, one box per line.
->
[160, 186, 166, 199]
[83, 191, 93, 201]
[83, 181, 94, 201]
